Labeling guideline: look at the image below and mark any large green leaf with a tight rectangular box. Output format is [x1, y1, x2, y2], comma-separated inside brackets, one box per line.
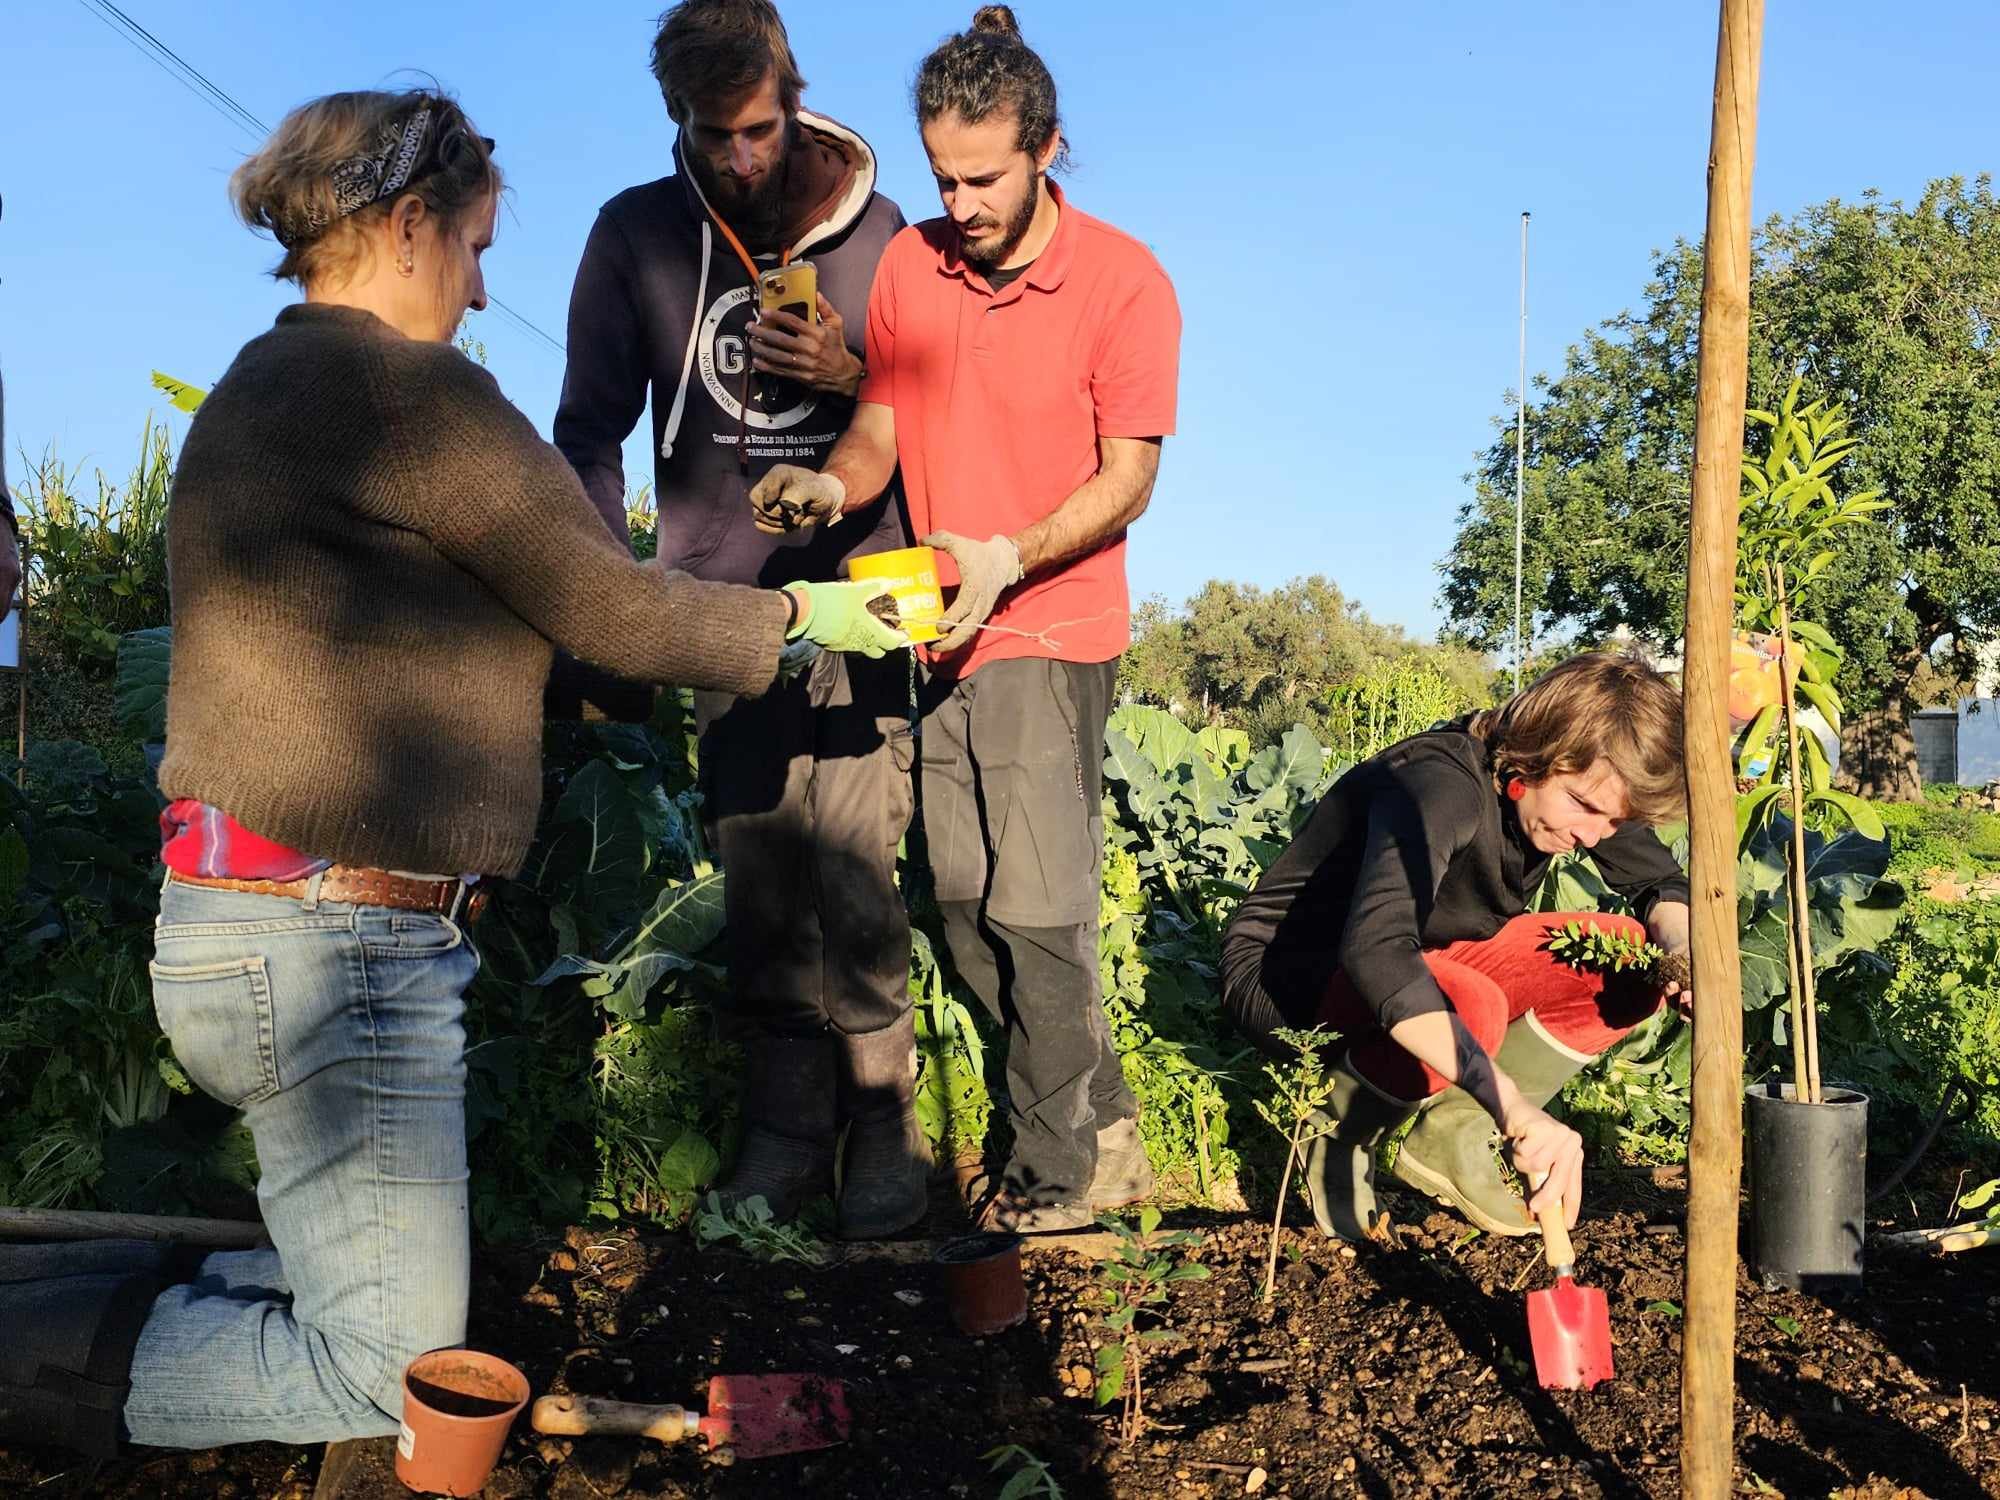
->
[623, 870, 727, 962]
[149, 370, 207, 413]
[1194, 724, 1251, 773]
[1186, 753, 1231, 825]
[1738, 906, 1791, 1009]
[1807, 787, 1883, 841]
[1803, 826, 1890, 887]
[115, 626, 174, 744]
[1733, 820, 1902, 1012]
[1140, 710, 1198, 777]
[1533, 850, 1617, 914]
[1736, 784, 1785, 852]
[1103, 728, 1175, 824]
[602, 950, 703, 1019]
[1107, 705, 1197, 776]
[546, 760, 664, 906]
[654, 1128, 721, 1193]
[1245, 725, 1325, 796]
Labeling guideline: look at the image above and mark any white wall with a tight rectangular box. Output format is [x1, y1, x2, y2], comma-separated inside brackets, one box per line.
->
[1961, 699, 2000, 786]
[1955, 643, 2000, 786]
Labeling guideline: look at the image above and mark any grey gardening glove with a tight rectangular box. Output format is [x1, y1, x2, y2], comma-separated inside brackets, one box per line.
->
[775, 637, 821, 685]
[750, 464, 845, 535]
[923, 530, 1022, 652]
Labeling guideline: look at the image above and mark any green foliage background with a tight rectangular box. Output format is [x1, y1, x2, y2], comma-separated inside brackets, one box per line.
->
[6, 401, 2000, 1237]
[1441, 176, 2000, 794]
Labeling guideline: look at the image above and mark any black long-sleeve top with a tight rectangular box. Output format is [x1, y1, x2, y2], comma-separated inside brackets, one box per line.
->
[1219, 722, 1689, 1046]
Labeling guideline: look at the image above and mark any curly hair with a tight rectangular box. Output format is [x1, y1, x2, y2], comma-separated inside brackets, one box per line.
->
[230, 88, 498, 290]
[1468, 651, 1686, 825]
[914, 5, 1070, 172]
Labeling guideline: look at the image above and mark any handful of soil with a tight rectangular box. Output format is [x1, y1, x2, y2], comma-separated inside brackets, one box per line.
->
[865, 592, 903, 629]
[1656, 950, 1693, 992]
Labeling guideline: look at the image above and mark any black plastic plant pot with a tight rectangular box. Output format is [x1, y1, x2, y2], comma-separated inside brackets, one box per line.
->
[1745, 1081, 1869, 1295]
[935, 1232, 1027, 1336]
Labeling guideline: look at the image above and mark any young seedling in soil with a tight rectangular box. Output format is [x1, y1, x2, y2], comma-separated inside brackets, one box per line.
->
[1545, 919, 1690, 991]
[1093, 1206, 1209, 1447]
[983, 1444, 1066, 1500]
[692, 1192, 829, 1266]
[1251, 1024, 1341, 1301]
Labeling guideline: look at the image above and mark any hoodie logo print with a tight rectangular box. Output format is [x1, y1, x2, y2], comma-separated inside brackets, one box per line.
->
[697, 285, 819, 430]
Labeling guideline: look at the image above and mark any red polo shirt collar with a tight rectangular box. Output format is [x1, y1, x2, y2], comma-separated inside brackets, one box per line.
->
[937, 180, 1077, 297]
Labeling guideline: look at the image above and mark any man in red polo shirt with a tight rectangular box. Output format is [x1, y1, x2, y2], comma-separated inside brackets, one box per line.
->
[750, 4, 1181, 1231]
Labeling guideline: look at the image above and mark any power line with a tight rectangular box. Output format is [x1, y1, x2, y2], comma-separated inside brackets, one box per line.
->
[80, 0, 267, 138]
[75, 0, 567, 359]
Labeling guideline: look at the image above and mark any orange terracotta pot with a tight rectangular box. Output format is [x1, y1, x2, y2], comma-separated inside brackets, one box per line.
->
[395, 1349, 530, 1496]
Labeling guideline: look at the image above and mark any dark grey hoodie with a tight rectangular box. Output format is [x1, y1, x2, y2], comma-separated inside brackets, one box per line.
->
[554, 112, 906, 587]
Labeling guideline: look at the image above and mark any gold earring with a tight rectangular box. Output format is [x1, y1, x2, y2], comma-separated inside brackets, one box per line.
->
[399, 256, 414, 277]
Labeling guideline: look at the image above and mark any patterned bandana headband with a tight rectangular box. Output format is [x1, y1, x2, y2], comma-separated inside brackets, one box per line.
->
[280, 107, 433, 247]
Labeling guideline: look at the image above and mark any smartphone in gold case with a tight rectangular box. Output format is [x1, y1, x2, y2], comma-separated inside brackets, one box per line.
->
[757, 261, 818, 325]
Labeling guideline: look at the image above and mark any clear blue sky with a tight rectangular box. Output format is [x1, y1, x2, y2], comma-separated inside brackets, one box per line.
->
[4, 1, 1990, 638]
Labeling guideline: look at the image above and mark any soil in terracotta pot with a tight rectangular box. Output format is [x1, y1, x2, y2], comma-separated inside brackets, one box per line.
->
[407, 1371, 519, 1420]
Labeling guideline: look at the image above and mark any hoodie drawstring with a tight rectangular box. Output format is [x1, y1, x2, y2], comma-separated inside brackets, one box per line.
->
[660, 221, 712, 462]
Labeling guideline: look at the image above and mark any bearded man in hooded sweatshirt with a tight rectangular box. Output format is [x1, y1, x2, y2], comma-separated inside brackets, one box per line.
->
[554, 0, 925, 1240]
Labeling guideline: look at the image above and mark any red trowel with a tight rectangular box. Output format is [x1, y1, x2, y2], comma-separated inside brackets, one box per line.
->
[532, 1374, 850, 1460]
[1524, 1198, 1615, 1390]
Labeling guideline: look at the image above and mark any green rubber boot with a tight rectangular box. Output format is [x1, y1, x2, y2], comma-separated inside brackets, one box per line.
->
[1301, 1060, 1420, 1242]
[1390, 1016, 1590, 1236]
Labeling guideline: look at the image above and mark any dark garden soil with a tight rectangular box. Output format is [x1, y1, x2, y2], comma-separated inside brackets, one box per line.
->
[7, 1163, 2000, 1500]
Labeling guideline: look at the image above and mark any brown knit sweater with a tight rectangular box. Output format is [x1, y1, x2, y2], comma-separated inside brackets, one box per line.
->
[161, 303, 785, 877]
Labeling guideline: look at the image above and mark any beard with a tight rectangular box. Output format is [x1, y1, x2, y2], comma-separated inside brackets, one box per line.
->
[688, 126, 791, 245]
[959, 175, 1043, 272]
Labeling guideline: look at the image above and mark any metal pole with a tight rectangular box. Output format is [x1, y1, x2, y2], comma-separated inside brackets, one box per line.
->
[1513, 212, 1530, 694]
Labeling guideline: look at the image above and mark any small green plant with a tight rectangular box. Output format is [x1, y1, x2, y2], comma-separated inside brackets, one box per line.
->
[1325, 656, 1466, 765]
[1957, 1177, 2000, 1227]
[1646, 1299, 1683, 1318]
[1093, 1206, 1209, 1447]
[17, 421, 174, 673]
[690, 1192, 828, 1266]
[1769, 1314, 1803, 1340]
[1251, 1024, 1340, 1300]
[983, 1444, 1066, 1500]
[1735, 380, 1892, 1105]
[1544, 919, 1669, 979]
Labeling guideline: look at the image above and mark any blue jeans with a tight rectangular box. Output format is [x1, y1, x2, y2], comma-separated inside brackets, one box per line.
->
[124, 879, 477, 1448]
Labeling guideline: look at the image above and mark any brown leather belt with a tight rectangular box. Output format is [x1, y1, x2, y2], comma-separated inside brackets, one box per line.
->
[166, 866, 489, 924]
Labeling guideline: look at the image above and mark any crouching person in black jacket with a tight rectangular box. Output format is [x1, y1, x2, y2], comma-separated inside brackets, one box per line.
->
[1220, 653, 1695, 1242]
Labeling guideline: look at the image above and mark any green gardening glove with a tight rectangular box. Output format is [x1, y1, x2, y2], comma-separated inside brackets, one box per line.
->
[786, 579, 910, 658]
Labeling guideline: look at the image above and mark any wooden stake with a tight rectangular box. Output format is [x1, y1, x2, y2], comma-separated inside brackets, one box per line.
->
[1681, 2, 1764, 1496]
[0, 1205, 268, 1248]
[1771, 564, 1822, 1104]
[1779, 842, 1809, 1101]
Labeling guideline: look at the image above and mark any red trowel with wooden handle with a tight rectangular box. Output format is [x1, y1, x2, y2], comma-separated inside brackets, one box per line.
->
[1525, 1197, 1615, 1390]
[532, 1374, 850, 1460]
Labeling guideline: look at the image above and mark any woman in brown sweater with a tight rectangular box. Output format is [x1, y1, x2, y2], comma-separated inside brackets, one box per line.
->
[0, 88, 902, 1458]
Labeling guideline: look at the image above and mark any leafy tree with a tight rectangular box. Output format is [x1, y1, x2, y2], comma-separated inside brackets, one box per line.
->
[1119, 574, 1491, 746]
[1117, 593, 1198, 713]
[1441, 176, 2000, 797]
